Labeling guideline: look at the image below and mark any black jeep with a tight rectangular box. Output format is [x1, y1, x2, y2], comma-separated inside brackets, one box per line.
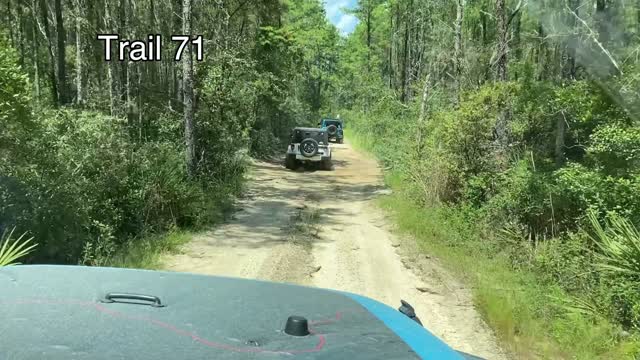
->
[285, 127, 332, 170]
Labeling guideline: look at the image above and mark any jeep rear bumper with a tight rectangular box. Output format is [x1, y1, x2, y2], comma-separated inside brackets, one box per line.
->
[287, 144, 331, 161]
[295, 154, 330, 161]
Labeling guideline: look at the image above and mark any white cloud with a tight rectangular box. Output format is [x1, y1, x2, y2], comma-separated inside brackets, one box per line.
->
[335, 14, 358, 35]
[325, 0, 355, 21]
[323, 0, 359, 36]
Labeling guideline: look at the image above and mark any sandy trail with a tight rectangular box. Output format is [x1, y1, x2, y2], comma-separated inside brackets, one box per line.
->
[162, 142, 507, 359]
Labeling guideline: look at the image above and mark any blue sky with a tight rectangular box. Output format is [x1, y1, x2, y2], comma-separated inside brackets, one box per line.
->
[323, 0, 359, 36]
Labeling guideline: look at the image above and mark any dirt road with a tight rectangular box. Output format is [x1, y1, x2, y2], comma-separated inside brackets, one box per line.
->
[162, 142, 507, 359]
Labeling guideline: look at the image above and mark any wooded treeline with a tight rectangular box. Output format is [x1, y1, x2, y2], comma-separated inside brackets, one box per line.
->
[337, 0, 640, 357]
[339, 0, 639, 106]
[0, 0, 338, 264]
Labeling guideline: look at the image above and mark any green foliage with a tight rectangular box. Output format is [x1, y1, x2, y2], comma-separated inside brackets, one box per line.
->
[344, 60, 640, 358]
[589, 125, 640, 174]
[284, 0, 339, 115]
[1, 107, 227, 264]
[0, 228, 37, 266]
[555, 163, 640, 226]
[106, 230, 193, 270]
[337, 0, 640, 355]
[590, 211, 640, 283]
[0, 35, 37, 165]
[0, 42, 241, 264]
[1, 0, 339, 266]
[372, 171, 638, 359]
[485, 161, 555, 237]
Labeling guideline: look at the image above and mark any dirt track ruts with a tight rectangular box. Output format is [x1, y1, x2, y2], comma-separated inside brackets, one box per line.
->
[162, 141, 507, 359]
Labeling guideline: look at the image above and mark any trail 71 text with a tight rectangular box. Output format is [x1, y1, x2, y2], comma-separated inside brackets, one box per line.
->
[97, 35, 204, 62]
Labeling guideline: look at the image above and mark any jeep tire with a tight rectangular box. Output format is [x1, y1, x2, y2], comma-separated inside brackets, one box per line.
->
[337, 137, 344, 144]
[300, 138, 319, 157]
[285, 154, 297, 170]
[320, 158, 332, 171]
[327, 125, 338, 136]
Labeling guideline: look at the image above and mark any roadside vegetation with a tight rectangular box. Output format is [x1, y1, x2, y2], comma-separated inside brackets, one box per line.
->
[106, 230, 193, 269]
[338, 1, 640, 358]
[0, 228, 37, 266]
[0, 0, 339, 266]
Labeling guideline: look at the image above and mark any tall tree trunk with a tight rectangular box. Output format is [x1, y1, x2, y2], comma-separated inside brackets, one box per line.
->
[400, 4, 410, 102]
[453, 0, 465, 103]
[38, 0, 59, 106]
[148, 0, 157, 112]
[138, 64, 143, 140]
[495, 0, 508, 81]
[121, 0, 132, 126]
[555, 113, 567, 166]
[31, 0, 41, 101]
[595, 0, 609, 44]
[479, 3, 490, 83]
[366, 0, 371, 70]
[416, 72, 432, 155]
[418, 73, 431, 124]
[563, 0, 579, 81]
[74, 0, 84, 105]
[173, 0, 183, 108]
[183, 0, 196, 177]
[481, 4, 487, 46]
[513, 11, 522, 80]
[88, 0, 103, 87]
[556, 0, 581, 167]
[595, 0, 618, 77]
[394, 4, 400, 92]
[388, 4, 394, 89]
[104, 0, 118, 116]
[7, 0, 14, 46]
[54, 0, 68, 105]
[16, 2, 26, 67]
[494, 0, 510, 158]
[637, 0, 640, 40]
[537, 22, 547, 80]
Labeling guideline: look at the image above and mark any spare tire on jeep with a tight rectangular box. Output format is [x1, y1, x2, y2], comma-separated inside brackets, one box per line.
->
[327, 124, 338, 136]
[300, 138, 319, 157]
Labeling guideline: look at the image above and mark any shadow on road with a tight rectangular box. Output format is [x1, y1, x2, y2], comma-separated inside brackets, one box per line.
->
[181, 144, 387, 252]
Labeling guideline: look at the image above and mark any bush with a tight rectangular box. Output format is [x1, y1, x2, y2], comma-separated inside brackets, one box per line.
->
[555, 164, 640, 225]
[586, 211, 640, 329]
[0, 36, 246, 265]
[0, 36, 33, 164]
[2, 109, 238, 264]
[249, 127, 282, 158]
[484, 160, 555, 237]
[346, 71, 640, 341]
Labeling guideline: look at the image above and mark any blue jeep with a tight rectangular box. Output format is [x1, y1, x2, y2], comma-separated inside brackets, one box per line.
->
[319, 118, 344, 144]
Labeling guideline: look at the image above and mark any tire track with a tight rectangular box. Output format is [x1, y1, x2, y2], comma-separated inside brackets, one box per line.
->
[162, 142, 507, 359]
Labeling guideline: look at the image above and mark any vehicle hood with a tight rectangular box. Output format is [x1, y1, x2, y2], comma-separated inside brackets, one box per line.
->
[0, 265, 463, 360]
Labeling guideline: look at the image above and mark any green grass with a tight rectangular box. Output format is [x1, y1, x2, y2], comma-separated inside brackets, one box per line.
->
[345, 129, 379, 156]
[348, 130, 640, 359]
[104, 176, 243, 270]
[106, 230, 193, 270]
